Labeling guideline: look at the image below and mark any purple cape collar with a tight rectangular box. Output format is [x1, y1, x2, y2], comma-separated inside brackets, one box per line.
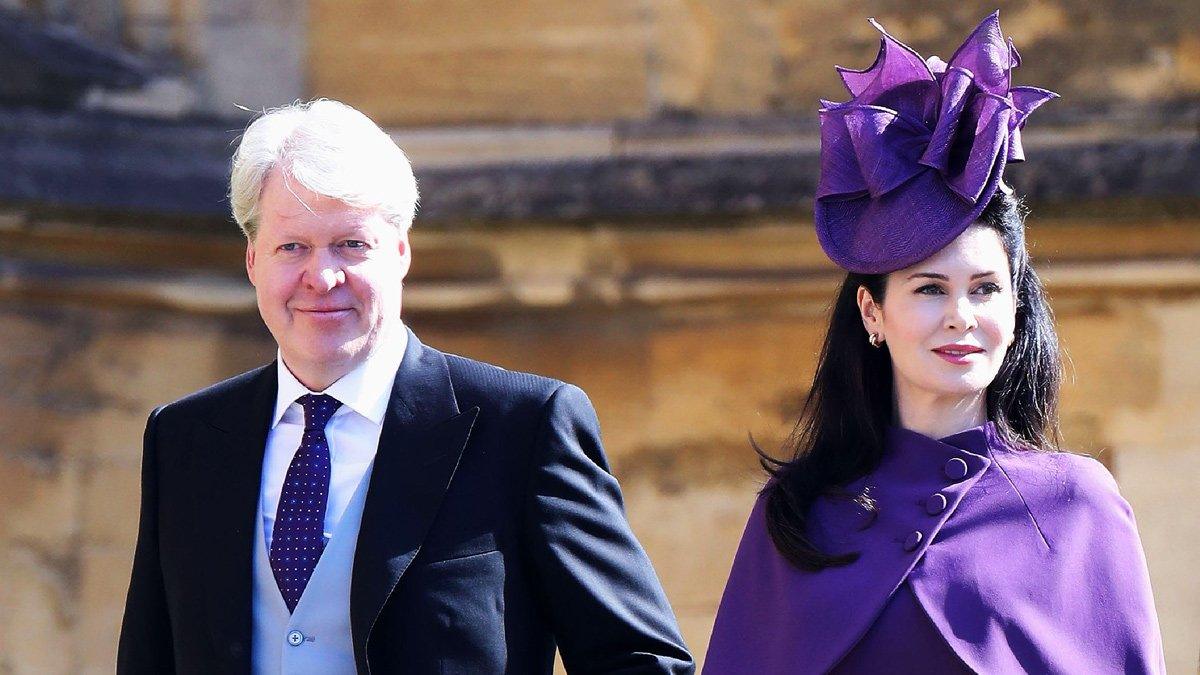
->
[704, 425, 998, 674]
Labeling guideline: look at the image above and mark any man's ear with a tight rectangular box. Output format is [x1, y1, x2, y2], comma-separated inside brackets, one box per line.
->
[246, 239, 257, 287]
[396, 229, 412, 280]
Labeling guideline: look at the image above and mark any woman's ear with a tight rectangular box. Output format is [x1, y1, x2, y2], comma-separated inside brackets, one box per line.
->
[857, 285, 883, 337]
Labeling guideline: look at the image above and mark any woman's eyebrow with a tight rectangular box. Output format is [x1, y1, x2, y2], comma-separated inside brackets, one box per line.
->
[905, 271, 998, 280]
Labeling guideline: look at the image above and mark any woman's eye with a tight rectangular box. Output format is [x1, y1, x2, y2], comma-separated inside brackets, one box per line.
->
[916, 284, 944, 295]
[974, 282, 1002, 295]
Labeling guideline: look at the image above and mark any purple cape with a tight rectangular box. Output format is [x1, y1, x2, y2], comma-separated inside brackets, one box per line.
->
[704, 424, 1165, 674]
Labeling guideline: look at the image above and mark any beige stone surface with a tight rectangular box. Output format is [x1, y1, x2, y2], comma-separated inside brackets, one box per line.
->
[622, 482, 759, 609]
[64, 409, 154, 465]
[0, 450, 81, 556]
[77, 546, 133, 675]
[2, 546, 76, 674]
[81, 461, 141, 547]
[1115, 445, 1200, 675]
[1057, 300, 1162, 434]
[308, 0, 650, 124]
[641, 321, 815, 449]
[1107, 300, 1200, 449]
[82, 329, 227, 409]
[28, 1, 1200, 120]
[647, 0, 783, 114]
[302, 1, 1200, 124]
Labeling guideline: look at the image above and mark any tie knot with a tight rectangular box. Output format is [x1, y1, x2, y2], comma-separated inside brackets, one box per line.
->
[298, 394, 341, 431]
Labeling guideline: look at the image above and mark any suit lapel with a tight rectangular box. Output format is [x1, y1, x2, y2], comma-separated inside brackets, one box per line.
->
[192, 365, 276, 673]
[350, 332, 479, 670]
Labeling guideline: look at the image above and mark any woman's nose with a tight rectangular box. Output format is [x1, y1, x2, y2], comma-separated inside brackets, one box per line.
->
[945, 295, 978, 331]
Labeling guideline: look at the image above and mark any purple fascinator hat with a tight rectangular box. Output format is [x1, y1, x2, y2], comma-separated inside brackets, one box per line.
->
[815, 11, 1058, 274]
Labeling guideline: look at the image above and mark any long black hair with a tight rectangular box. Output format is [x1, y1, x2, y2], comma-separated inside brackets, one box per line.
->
[759, 191, 1062, 571]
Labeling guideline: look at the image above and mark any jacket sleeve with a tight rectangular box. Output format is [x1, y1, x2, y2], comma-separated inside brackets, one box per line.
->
[117, 406, 175, 674]
[522, 383, 695, 674]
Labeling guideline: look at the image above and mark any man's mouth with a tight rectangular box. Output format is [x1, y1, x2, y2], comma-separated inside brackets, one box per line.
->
[296, 307, 353, 317]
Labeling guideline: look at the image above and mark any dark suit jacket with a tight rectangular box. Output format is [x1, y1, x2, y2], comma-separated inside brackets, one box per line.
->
[118, 330, 694, 674]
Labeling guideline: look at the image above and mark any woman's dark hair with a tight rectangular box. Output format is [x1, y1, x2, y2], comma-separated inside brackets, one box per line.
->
[759, 191, 1062, 570]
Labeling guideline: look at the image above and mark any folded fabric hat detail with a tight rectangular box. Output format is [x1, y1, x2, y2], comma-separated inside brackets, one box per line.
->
[815, 11, 1058, 274]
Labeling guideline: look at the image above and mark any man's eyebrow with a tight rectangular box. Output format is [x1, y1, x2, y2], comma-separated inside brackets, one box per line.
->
[905, 271, 998, 281]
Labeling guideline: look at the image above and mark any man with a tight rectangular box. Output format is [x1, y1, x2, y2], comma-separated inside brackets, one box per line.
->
[118, 99, 694, 674]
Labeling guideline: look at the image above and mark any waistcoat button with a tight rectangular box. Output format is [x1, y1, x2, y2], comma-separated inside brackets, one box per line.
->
[287, 630, 304, 647]
[926, 492, 948, 515]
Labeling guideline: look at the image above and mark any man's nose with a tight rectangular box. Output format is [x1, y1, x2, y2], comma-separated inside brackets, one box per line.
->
[304, 250, 345, 292]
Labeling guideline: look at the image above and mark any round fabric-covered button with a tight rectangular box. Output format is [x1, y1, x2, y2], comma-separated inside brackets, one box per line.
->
[943, 457, 969, 481]
[926, 492, 948, 515]
[903, 531, 923, 552]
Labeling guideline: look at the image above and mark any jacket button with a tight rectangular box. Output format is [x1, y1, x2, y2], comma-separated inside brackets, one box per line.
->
[944, 457, 969, 480]
[903, 531, 923, 552]
[926, 493, 948, 515]
[287, 630, 304, 647]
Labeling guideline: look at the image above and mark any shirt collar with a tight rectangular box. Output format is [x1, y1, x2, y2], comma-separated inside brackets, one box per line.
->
[271, 325, 409, 428]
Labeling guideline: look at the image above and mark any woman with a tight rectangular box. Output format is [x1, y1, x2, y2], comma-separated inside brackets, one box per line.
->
[703, 13, 1165, 675]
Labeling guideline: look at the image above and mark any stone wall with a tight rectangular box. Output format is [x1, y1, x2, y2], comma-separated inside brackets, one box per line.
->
[16, 1, 1197, 123]
[1, 216, 1197, 672]
[309, 0, 1200, 125]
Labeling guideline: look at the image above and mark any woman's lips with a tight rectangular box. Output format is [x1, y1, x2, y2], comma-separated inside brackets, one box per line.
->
[932, 345, 984, 365]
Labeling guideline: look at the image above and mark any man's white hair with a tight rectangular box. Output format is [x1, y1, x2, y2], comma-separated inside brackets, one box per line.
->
[229, 99, 418, 239]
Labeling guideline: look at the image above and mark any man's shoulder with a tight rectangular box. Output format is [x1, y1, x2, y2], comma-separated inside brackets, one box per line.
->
[155, 363, 273, 421]
[437, 350, 586, 417]
[442, 351, 564, 399]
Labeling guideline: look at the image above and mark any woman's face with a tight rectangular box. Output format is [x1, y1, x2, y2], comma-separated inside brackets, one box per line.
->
[859, 224, 1017, 405]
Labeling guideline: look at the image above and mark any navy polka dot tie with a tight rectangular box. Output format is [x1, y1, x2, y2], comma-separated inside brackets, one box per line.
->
[269, 393, 340, 613]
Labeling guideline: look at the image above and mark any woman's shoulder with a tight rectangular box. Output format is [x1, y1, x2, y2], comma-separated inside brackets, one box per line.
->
[993, 446, 1134, 523]
[1001, 445, 1116, 484]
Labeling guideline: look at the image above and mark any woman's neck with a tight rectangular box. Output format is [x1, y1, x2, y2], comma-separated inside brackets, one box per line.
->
[893, 387, 987, 440]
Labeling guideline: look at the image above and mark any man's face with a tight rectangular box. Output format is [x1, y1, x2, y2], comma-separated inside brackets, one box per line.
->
[247, 167, 410, 389]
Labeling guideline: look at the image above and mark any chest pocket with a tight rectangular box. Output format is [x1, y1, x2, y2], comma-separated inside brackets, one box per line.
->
[415, 529, 498, 564]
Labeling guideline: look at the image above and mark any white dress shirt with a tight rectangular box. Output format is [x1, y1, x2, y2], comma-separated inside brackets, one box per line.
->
[260, 328, 408, 552]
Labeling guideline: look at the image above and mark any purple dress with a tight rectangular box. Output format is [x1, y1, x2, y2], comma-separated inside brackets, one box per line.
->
[704, 423, 1165, 674]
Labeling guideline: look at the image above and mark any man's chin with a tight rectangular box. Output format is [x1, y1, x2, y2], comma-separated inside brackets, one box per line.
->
[282, 339, 368, 369]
